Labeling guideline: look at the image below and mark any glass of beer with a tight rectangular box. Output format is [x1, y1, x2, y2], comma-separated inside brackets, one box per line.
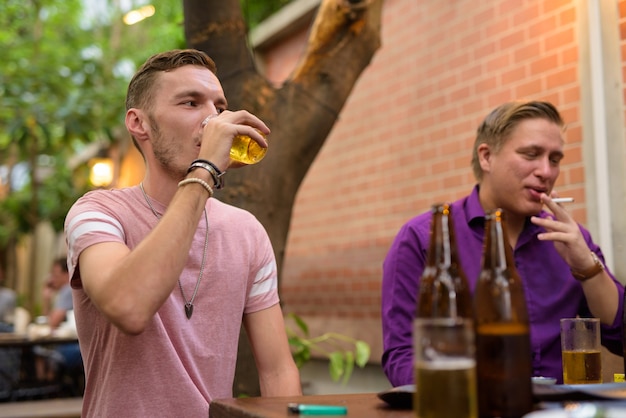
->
[560, 318, 602, 384]
[230, 132, 267, 165]
[201, 114, 268, 165]
[413, 317, 477, 418]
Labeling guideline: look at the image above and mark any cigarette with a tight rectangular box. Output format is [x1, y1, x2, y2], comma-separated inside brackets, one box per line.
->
[552, 197, 574, 203]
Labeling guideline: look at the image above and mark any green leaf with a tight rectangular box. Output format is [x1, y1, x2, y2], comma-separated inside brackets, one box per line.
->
[291, 348, 310, 368]
[355, 340, 371, 367]
[287, 312, 309, 336]
[341, 351, 355, 386]
[288, 336, 310, 368]
[328, 351, 344, 382]
[240, 0, 294, 30]
[287, 336, 304, 348]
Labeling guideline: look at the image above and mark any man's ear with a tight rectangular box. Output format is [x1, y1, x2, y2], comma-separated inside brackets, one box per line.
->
[477, 143, 492, 173]
[125, 109, 150, 143]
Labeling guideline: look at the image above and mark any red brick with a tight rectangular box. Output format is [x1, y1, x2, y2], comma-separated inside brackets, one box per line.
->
[559, 6, 576, 25]
[501, 66, 528, 85]
[542, 0, 571, 14]
[530, 54, 559, 75]
[513, 41, 543, 63]
[545, 28, 575, 51]
[515, 79, 541, 97]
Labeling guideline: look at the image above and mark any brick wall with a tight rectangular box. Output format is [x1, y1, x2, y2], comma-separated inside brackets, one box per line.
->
[258, 0, 618, 362]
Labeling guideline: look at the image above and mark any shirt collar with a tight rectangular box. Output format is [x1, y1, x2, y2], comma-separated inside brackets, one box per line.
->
[465, 185, 485, 220]
[462, 184, 549, 248]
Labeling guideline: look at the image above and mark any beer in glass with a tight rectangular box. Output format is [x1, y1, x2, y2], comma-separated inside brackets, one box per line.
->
[413, 318, 477, 418]
[560, 318, 602, 384]
[230, 133, 267, 164]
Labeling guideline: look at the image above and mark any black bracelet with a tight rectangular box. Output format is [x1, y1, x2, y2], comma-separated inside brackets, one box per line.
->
[187, 160, 225, 189]
[191, 159, 224, 177]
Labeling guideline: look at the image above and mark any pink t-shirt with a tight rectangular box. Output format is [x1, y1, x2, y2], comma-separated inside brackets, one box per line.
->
[64, 186, 279, 417]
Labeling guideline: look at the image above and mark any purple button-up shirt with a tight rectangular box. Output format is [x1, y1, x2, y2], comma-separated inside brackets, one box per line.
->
[381, 185, 624, 386]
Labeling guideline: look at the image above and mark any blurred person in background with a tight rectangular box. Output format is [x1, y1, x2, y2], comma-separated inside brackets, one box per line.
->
[0, 264, 18, 397]
[0, 264, 16, 328]
[34, 257, 82, 389]
[41, 257, 73, 329]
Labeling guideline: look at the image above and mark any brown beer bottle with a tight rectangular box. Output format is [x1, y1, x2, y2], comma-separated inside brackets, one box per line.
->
[474, 209, 533, 418]
[414, 203, 477, 418]
[417, 203, 472, 319]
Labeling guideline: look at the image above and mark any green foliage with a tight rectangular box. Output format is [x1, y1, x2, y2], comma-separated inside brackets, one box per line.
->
[241, 0, 294, 30]
[0, 0, 293, 247]
[286, 313, 371, 385]
[0, 0, 183, 247]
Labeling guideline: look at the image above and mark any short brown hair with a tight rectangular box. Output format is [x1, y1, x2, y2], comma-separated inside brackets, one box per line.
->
[470, 100, 564, 181]
[53, 257, 68, 273]
[125, 49, 217, 154]
[125, 49, 217, 112]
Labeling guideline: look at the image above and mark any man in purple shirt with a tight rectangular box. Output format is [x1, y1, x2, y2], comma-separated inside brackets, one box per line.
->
[381, 100, 624, 386]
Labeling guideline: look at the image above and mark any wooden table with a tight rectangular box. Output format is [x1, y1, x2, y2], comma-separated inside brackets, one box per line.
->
[0, 397, 82, 418]
[0, 333, 78, 348]
[0, 333, 81, 401]
[209, 393, 412, 418]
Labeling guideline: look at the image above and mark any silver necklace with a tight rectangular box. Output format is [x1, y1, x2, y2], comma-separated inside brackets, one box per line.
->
[139, 182, 209, 319]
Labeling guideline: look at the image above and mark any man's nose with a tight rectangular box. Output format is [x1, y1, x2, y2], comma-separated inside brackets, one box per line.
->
[534, 157, 555, 179]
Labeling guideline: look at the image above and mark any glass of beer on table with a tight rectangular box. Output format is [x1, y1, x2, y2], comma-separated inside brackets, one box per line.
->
[413, 317, 477, 418]
[560, 318, 602, 384]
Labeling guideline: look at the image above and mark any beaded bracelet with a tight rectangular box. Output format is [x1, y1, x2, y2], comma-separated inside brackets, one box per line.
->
[178, 177, 214, 198]
[187, 159, 225, 189]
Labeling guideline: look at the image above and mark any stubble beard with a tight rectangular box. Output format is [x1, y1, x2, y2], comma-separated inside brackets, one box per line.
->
[149, 114, 187, 180]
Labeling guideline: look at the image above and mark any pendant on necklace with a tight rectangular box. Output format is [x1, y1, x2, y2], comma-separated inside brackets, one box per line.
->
[185, 303, 194, 319]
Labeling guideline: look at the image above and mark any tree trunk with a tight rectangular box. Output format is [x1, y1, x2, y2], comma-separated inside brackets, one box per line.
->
[183, 0, 383, 397]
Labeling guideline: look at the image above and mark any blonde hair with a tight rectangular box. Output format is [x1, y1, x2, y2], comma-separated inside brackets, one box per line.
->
[470, 101, 564, 181]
